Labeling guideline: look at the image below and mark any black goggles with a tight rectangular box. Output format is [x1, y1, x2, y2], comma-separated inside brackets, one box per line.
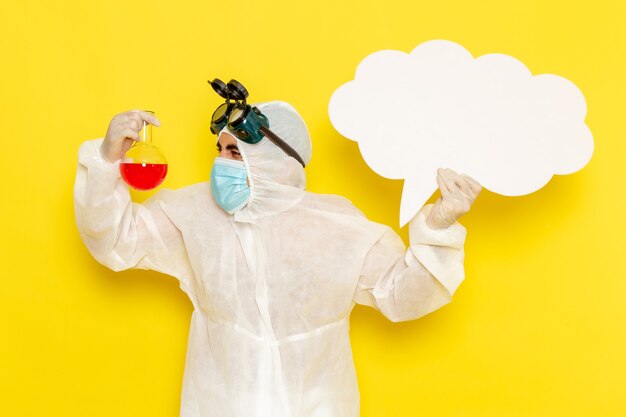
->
[208, 78, 306, 168]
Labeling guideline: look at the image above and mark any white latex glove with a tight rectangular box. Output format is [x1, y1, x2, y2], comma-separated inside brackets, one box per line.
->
[426, 168, 482, 230]
[100, 110, 161, 163]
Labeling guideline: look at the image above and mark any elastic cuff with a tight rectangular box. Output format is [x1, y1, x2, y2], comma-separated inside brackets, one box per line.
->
[408, 204, 466, 248]
[78, 138, 120, 166]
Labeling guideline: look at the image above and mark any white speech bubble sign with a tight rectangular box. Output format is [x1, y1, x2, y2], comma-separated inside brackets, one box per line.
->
[329, 40, 594, 226]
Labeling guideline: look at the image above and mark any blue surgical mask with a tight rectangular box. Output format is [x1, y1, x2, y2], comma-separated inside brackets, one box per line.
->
[210, 157, 251, 214]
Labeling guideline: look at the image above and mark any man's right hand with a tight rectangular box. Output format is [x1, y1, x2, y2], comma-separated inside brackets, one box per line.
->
[100, 110, 161, 163]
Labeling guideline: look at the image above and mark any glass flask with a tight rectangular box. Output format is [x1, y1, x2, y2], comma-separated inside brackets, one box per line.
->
[120, 111, 168, 191]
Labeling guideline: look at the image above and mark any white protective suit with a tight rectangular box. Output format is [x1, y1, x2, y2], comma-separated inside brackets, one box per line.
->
[74, 101, 467, 417]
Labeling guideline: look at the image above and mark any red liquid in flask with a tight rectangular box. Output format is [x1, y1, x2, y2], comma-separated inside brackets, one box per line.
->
[120, 163, 168, 191]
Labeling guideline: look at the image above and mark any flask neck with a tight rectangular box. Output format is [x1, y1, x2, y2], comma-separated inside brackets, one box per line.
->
[139, 121, 152, 144]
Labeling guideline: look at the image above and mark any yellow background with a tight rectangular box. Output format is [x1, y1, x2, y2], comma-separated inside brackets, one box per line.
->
[1, 0, 625, 415]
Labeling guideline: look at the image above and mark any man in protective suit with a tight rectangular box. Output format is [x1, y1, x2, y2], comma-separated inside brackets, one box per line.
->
[74, 102, 481, 417]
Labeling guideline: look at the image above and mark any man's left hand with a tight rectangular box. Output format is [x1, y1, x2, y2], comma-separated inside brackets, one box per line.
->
[427, 168, 482, 229]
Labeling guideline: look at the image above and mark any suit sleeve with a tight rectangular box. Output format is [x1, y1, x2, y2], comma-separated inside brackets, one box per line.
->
[353, 204, 466, 322]
[73, 138, 190, 287]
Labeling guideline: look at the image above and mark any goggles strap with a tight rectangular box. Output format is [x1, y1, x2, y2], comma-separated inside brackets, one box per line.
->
[259, 125, 306, 168]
